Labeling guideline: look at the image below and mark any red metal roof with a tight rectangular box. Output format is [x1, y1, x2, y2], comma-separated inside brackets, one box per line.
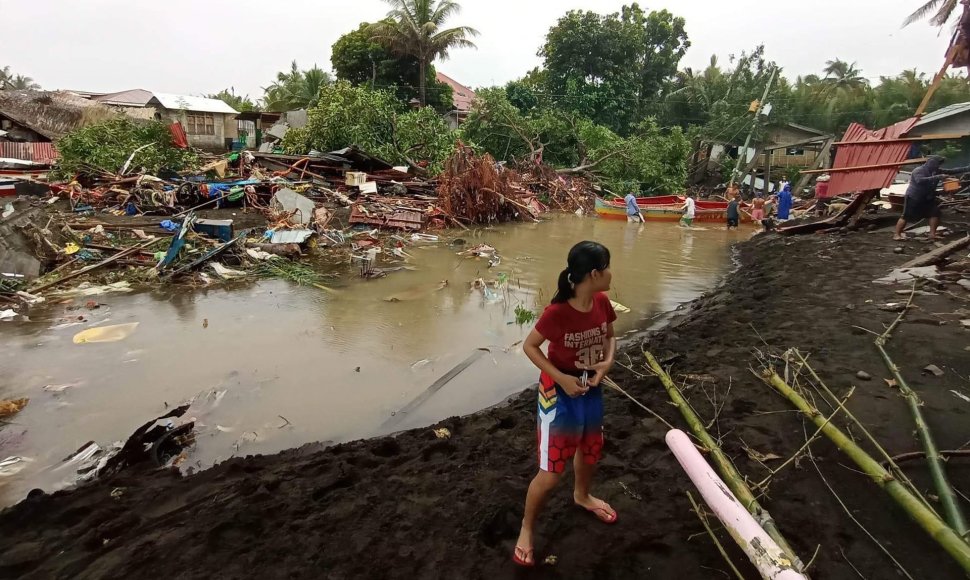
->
[436, 72, 477, 112]
[827, 117, 920, 197]
[0, 142, 58, 164]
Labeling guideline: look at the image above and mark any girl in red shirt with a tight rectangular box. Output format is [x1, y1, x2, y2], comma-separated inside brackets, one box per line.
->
[513, 241, 618, 567]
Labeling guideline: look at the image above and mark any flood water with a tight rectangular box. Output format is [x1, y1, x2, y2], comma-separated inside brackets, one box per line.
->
[0, 215, 743, 506]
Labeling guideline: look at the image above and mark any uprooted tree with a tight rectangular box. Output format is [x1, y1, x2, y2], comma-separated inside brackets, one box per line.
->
[54, 118, 198, 180]
[459, 88, 690, 194]
[281, 81, 456, 174]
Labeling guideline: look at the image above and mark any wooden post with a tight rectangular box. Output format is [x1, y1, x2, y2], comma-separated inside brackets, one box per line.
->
[764, 150, 772, 196]
[793, 137, 834, 194]
[917, 41, 958, 117]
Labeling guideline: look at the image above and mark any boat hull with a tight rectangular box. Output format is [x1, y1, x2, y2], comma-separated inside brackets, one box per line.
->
[595, 197, 751, 223]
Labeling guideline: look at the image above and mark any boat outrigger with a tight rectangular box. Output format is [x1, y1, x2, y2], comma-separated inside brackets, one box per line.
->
[595, 195, 753, 223]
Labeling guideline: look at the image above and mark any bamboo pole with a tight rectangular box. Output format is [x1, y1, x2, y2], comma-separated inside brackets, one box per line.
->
[874, 287, 968, 536]
[686, 491, 746, 580]
[644, 351, 805, 572]
[762, 370, 970, 573]
[875, 344, 968, 536]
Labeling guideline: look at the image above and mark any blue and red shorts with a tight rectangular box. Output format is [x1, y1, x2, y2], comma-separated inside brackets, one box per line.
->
[536, 371, 604, 473]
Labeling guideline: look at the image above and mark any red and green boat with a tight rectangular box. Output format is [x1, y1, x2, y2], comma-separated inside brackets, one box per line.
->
[594, 196, 752, 223]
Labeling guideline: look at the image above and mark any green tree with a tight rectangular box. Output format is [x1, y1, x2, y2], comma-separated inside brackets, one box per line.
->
[331, 22, 453, 111]
[207, 89, 259, 112]
[540, 4, 688, 135]
[282, 81, 455, 173]
[263, 61, 333, 111]
[904, 0, 960, 26]
[368, 0, 478, 107]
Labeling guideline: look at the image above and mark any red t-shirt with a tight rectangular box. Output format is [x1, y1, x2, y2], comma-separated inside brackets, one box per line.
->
[534, 292, 617, 372]
[815, 181, 831, 199]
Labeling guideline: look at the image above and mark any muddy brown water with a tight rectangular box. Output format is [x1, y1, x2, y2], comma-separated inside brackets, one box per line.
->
[0, 215, 744, 506]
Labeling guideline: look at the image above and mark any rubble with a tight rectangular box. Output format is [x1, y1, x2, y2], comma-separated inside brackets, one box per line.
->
[0, 135, 594, 314]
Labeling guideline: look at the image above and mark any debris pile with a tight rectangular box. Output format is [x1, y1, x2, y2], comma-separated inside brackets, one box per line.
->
[436, 146, 546, 225]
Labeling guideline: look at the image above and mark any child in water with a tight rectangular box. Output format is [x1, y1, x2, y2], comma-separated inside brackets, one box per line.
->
[513, 241, 618, 567]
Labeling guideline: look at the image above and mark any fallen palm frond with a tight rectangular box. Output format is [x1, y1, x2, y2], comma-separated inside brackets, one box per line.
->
[760, 369, 970, 573]
[875, 284, 968, 536]
[644, 350, 805, 572]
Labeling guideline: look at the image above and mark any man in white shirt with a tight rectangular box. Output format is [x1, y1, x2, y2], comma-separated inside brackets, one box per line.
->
[680, 194, 696, 227]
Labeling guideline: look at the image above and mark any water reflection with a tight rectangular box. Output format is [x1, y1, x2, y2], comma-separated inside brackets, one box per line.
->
[0, 215, 743, 505]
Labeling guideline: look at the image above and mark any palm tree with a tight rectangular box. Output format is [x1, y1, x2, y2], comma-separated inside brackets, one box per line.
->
[369, 0, 478, 107]
[262, 61, 333, 111]
[0, 66, 10, 89]
[8, 74, 40, 90]
[904, 0, 959, 27]
[822, 59, 868, 91]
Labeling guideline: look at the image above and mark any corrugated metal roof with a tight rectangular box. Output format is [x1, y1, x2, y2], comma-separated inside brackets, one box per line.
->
[0, 142, 58, 164]
[827, 118, 920, 197]
[93, 89, 154, 107]
[915, 102, 970, 127]
[436, 72, 477, 112]
[149, 93, 238, 115]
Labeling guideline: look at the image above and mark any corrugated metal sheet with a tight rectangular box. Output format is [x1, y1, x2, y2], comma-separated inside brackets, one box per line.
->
[828, 118, 920, 197]
[0, 142, 58, 164]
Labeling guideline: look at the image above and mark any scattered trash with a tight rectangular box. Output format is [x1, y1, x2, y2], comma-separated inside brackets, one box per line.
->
[952, 390, 970, 403]
[110, 487, 125, 500]
[0, 398, 29, 418]
[433, 428, 451, 439]
[1, 202, 13, 219]
[923, 364, 945, 377]
[878, 303, 907, 313]
[210, 262, 246, 279]
[611, 300, 631, 314]
[43, 383, 80, 393]
[543, 555, 558, 566]
[0, 309, 17, 321]
[271, 188, 315, 226]
[73, 322, 140, 344]
[50, 281, 133, 298]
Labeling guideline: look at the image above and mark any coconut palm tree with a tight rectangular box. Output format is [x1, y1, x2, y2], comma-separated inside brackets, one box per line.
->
[904, 0, 959, 27]
[262, 61, 333, 111]
[369, 0, 478, 107]
[0, 66, 11, 89]
[7, 74, 40, 90]
[822, 59, 868, 92]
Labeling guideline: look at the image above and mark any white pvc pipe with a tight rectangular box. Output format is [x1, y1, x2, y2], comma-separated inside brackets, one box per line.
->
[666, 429, 808, 580]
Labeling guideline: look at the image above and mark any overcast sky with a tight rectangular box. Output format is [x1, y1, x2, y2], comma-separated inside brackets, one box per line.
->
[0, 0, 955, 99]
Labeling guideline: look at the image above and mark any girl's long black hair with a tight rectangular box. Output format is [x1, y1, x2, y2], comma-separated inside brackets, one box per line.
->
[551, 241, 611, 304]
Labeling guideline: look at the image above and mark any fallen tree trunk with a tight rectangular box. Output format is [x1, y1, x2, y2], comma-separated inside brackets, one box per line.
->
[899, 235, 970, 269]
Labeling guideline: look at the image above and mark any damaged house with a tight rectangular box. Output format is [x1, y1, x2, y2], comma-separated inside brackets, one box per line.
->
[84, 90, 240, 151]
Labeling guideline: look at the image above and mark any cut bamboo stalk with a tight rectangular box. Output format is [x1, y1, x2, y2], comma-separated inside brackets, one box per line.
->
[762, 370, 970, 573]
[686, 490, 746, 580]
[644, 351, 805, 572]
[875, 343, 969, 536]
[874, 287, 968, 536]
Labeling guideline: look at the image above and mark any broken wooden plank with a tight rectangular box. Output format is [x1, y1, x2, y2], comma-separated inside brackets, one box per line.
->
[27, 239, 158, 294]
[899, 235, 970, 269]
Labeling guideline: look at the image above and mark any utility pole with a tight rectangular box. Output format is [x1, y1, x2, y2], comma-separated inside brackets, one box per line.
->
[730, 66, 777, 189]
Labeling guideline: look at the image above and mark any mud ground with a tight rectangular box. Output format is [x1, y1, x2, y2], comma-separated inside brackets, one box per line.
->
[2, 216, 970, 579]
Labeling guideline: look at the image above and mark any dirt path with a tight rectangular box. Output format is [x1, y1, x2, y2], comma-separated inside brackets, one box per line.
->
[2, 220, 970, 579]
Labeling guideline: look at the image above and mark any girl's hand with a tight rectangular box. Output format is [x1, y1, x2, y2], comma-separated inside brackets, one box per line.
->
[557, 373, 589, 398]
[580, 360, 614, 387]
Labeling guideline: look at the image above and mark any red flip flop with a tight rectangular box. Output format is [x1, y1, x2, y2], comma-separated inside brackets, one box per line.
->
[512, 546, 535, 567]
[583, 504, 618, 524]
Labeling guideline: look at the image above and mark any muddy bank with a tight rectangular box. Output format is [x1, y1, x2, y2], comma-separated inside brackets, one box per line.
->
[2, 221, 970, 579]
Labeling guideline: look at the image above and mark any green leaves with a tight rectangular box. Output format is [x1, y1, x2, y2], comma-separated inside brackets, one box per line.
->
[262, 61, 333, 112]
[282, 81, 455, 173]
[54, 118, 198, 179]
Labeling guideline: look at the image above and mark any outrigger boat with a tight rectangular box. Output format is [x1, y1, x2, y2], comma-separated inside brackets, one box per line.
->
[594, 195, 753, 223]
